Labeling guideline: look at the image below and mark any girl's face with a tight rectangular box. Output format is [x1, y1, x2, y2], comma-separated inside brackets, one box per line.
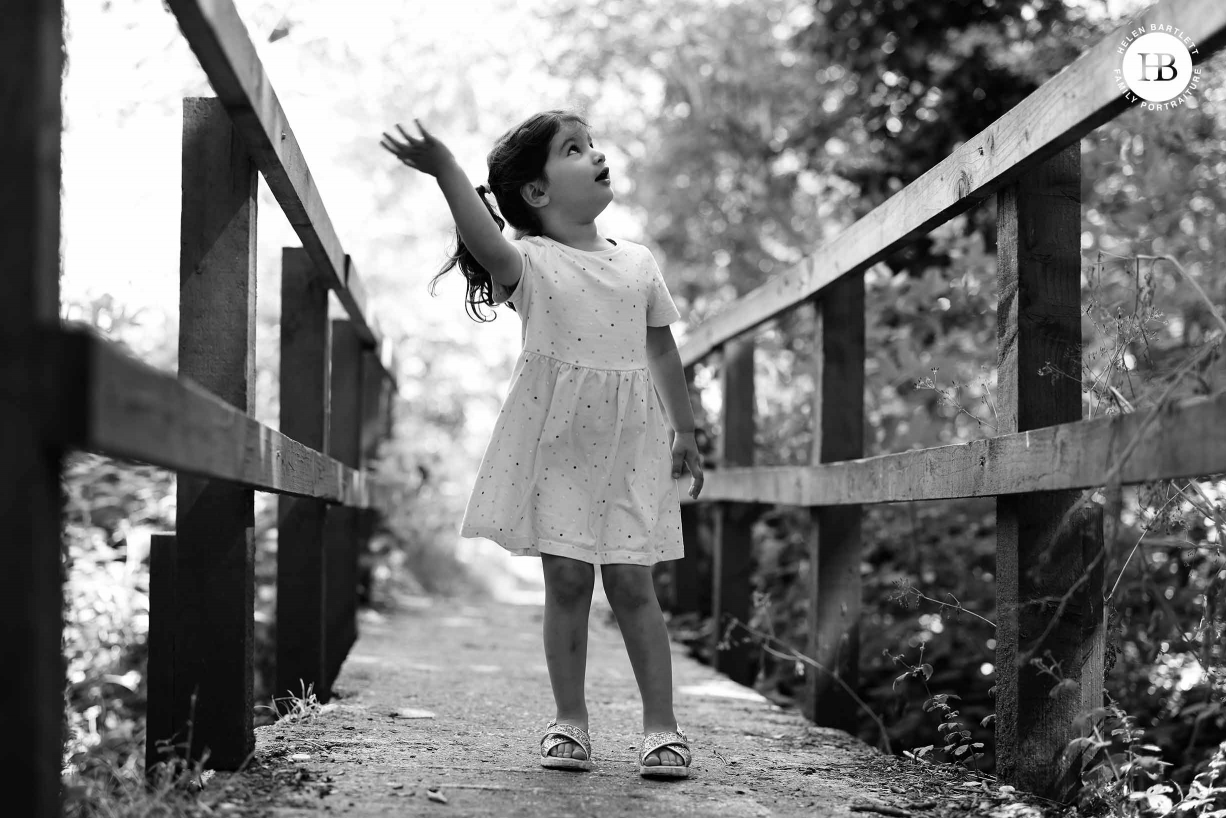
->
[533, 121, 614, 221]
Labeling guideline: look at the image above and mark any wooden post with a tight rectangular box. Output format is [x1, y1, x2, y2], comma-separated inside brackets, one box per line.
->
[276, 247, 331, 706]
[157, 97, 258, 769]
[802, 272, 865, 732]
[711, 338, 758, 685]
[996, 143, 1104, 800]
[325, 319, 363, 691]
[0, 0, 65, 812]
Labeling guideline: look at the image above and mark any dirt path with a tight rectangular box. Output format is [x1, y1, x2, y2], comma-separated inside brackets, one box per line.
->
[213, 591, 1000, 817]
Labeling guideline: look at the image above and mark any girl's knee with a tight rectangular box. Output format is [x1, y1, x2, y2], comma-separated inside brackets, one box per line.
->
[542, 554, 594, 604]
[601, 564, 657, 610]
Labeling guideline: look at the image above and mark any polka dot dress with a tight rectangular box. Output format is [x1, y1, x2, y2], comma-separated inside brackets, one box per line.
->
[459, 235, 684, 566]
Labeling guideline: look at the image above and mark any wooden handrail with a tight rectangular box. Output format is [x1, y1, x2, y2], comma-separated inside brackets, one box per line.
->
[677, 0, 1226, 369]
[681, 391, 1226, 506]
[35, 324, 386, 508]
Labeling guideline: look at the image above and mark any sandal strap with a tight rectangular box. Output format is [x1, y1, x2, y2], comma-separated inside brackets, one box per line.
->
[541, 720, 592, 759]
[640, 729, 691, 766]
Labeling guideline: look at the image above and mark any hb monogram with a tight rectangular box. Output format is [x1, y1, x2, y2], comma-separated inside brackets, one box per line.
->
[1137, 52, 1179, 82]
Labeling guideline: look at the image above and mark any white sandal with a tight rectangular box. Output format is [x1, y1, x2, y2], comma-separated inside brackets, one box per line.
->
[639, 727, 691, 779]
[540, 719, 594, 771]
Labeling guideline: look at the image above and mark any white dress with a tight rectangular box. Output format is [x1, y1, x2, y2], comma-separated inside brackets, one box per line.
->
[458, 234, 684, 566]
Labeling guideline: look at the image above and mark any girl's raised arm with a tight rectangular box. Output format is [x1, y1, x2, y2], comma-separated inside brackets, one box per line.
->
[381, 120, 521, 286]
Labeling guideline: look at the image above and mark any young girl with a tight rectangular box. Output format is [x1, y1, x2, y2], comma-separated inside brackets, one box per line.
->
[380, 110, 704, 778]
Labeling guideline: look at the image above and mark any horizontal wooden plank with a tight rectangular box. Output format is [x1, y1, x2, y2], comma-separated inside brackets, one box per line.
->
[43, 325, 389, 509]
[678, 0, 1226, 367]
[166, 0, 389, 369]
[681, 391, 1226, 506]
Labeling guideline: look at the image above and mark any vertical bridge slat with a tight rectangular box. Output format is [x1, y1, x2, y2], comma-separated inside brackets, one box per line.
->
[1, 0, 66, 812]
[325, 319, 364, 692]
[156, 96, 258, 768]
[802, 272, 866, 731]
[711, 338, 759, 685]
[276, 247, 331, 706]
[995, 143, 1105, 800]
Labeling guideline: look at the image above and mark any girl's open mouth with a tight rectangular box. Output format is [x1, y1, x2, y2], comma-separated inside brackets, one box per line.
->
[596, 167, 611, 183]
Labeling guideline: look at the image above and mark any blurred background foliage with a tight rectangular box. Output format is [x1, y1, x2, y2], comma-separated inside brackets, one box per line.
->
[61, 0, 1225, 804]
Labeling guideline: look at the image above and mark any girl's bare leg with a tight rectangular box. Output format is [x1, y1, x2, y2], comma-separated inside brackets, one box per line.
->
[541, 553, 595, 760]
[600, 563, 685, 767]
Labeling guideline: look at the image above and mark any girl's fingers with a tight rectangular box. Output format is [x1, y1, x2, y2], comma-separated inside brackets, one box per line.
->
[414, 118, 432, 139]
[381, 143, 411, 165]
[395, 123, 419, 145]
[689, 455, 704, 480]
[381, 132, 408, 149]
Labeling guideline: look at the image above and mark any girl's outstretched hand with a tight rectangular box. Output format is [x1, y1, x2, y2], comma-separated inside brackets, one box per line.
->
[380, 118, 456, 178]
[670, 431, 705, 500]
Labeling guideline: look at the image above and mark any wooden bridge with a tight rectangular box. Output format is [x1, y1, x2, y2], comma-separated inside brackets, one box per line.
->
[4, 0, 1225, 815]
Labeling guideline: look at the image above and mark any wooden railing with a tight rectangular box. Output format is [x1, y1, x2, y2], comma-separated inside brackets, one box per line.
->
[5, 1, 401, 814]
[659, 0, 1226, 801]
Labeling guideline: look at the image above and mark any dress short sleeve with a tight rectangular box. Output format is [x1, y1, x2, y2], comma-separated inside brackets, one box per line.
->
[491, 238, 546, 312]
[645, 249, 681, 327]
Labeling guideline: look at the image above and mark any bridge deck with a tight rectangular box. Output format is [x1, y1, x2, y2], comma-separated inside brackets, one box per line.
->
[218, 591, 974, 817]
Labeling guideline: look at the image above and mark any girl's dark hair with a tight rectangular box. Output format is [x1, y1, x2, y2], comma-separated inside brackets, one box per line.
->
[429, 109, 589, 322]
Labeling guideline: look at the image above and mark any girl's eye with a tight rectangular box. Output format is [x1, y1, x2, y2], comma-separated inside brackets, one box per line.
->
[569, 145, 580, 154]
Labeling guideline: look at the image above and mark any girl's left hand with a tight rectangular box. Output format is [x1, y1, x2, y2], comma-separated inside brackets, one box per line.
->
[670, 431, 704, 499]
[380, 118, 456, 178]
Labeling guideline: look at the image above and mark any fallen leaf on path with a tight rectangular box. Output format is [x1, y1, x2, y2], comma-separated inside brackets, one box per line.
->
[288, 753, 311, 762]
[393, 708, 437, 719]
[427, 787, 448, 804]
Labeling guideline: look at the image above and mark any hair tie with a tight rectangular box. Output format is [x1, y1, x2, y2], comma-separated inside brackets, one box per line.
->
[477, 183, 491, 197]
